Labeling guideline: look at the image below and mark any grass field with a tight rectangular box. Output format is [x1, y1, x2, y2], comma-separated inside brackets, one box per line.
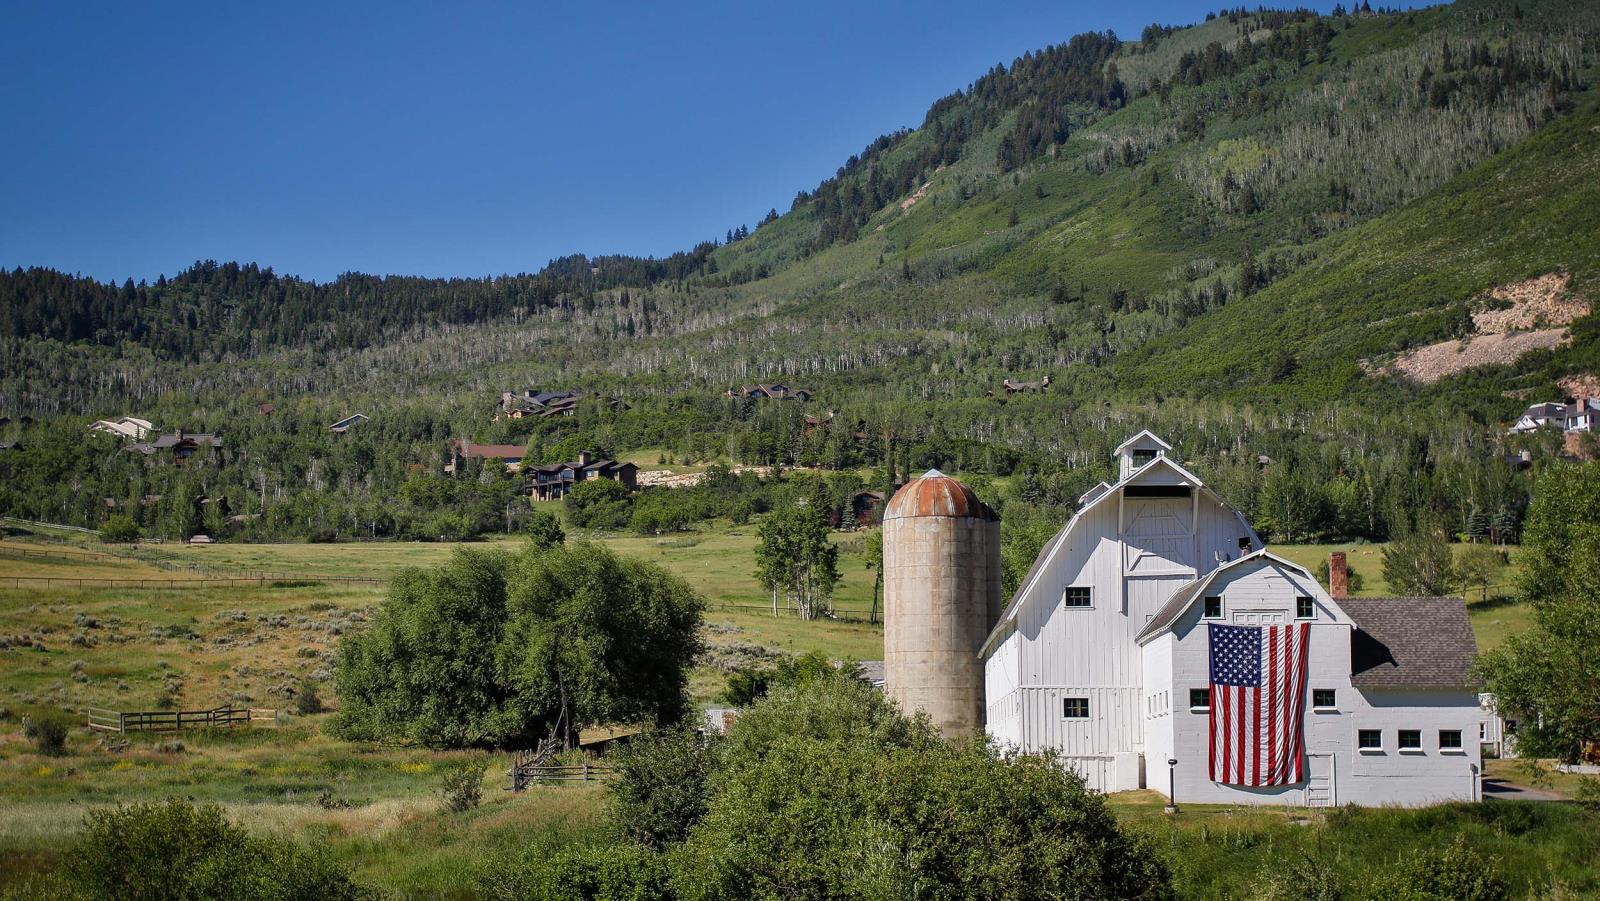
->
[0, 528, 1574, 898]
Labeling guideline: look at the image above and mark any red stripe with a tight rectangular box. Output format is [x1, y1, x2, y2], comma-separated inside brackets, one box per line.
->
[1235, 681, 1246, 784]
[1294, 622, 1310, 781]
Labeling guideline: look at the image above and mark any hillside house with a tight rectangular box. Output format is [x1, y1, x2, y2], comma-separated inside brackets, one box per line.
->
[527, 451, 638, 501]
[330, 413, 367, 433]
[850, 490, 885, 527]
[500, 390, 581, 418]
[1509, 398, 1599, 434]
[981, 431, 1482, 806]
[89, 416, 154, 441]
[727, 383, 812, 401]
[445, 440, 527, 474]
[129, 431, 223, 465]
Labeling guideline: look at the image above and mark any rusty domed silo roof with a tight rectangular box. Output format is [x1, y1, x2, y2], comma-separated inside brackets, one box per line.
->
[884, 470, 998, 521]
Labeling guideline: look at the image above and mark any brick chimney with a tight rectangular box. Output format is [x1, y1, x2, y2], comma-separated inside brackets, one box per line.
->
[1328, 552, 1348, 599]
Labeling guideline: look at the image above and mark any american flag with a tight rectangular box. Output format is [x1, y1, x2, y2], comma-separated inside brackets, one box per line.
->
[1208, 622, 1310, 786]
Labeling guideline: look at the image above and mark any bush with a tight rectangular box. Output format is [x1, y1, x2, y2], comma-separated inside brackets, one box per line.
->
[1372, 835, 1507, 901]
[22, 714, 68, 756]
[292, 680, 324, 715]
[64, 801, 372, 900]
[565, 479, 633, 530]
[524, 509, 566, 549]
[608, 729, 720, 848]
[489, 843, 672, 901]
[440, 758, 490, 812]
[98, 514, 140, 544]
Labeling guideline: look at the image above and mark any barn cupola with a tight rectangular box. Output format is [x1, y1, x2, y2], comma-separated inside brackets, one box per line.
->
[1114, 430, 1174, 480]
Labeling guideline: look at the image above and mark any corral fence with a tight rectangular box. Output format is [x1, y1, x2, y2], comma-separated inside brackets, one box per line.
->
[86, 705, 279, 734]
[707, 602, 877, 624]
[508, 747, 613, 790]
[0, 575, 384, 590]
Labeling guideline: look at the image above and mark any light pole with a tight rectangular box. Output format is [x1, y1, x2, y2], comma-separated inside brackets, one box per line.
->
[1164, 758, 1179, 814]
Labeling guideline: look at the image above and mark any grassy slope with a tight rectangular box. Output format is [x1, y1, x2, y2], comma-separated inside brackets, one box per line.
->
[1121, 95, 1600, 401]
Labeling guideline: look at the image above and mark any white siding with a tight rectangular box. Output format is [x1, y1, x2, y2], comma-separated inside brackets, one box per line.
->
[1155, 558, 1482, 807]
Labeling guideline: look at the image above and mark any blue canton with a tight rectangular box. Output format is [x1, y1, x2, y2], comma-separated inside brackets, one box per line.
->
[1209, 624, 1262, 687]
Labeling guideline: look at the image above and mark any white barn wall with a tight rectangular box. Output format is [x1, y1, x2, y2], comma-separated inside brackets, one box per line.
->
[1157, 559, 1482, 806]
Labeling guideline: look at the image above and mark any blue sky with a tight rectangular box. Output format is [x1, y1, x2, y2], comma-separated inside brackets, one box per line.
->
[3, 1, 1371, 282]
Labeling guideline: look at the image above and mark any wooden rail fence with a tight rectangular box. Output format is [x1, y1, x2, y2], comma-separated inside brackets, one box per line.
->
[86, 705, 278, 733]
[508, 747, 612, 790]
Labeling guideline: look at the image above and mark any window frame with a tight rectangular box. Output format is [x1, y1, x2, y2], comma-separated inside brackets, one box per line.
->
[1189, 688, 1210, 711]
[1062, 586, 1093, 609]
[1358, 729, 1383, 752]
[1398, 729, 1423, 752]
[1439, 729, 1464, 752]
[1312, 689, 1337, 710]
[1062, 697, 1090, 719]
[1203, 595, 1223, 619]
[1130, 449, 1158, 468]
[1296, 595, 1315, 619]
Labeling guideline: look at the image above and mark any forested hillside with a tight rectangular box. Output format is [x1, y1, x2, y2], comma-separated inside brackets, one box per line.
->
[2, 0, 1598, 548]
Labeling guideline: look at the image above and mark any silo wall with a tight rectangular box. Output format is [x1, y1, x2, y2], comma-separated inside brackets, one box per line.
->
[883, 513, 1001, 739]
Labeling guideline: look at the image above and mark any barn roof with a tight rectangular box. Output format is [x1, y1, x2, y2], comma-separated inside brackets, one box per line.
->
[980, 451, 1260, 657]
[1133, 549, 1333, 643]
[1340, 596, 1477, 690]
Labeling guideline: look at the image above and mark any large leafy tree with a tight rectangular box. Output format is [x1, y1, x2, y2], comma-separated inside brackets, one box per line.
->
[331, 542, 702, 748]
[1477, 463, 1600, 763]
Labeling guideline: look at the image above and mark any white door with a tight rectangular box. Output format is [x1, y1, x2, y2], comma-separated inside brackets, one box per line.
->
[1305, 754, 1335, 807]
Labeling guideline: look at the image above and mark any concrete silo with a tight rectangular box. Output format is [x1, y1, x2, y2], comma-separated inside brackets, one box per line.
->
[882, 469, 1002, 739]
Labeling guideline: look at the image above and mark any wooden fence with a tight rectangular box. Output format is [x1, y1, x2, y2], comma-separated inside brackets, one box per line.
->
[508, 747, 612, 790]
[86, 705, 277, 733]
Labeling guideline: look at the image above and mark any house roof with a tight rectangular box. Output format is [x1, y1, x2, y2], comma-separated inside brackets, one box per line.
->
[149, 432, 223, 448]
[454, 441, 526, 459]
[1114, 429, 1172, 455]
[854, 660, 886, 687]
[980, 450, 1261, 658]
[1340, 596, 1478, 690]
[1133, 549, 1327, 643]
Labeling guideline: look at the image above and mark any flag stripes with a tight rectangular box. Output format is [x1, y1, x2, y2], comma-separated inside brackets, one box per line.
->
[1208, 622, 1309, 786]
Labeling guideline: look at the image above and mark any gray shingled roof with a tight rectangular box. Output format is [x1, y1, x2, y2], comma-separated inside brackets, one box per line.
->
[854, 660, 886, 687]
[1340, 596, 1477, 690]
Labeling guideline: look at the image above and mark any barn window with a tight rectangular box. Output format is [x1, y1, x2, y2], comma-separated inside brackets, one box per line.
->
[1312, 689, 1336, 709]
[1063, 587, 1092, 608]
[1439, 730, 1463, 750]
[1398, 729, 1422, 750]
[1131, 449, 1157, 468]
[1358, 730, 1382, 750]
[1296, 596, 1315, 619]
[1189, 689, 1210, 710]
[1203, 596, 1223, 618]
[1062, 697, 1089, 719]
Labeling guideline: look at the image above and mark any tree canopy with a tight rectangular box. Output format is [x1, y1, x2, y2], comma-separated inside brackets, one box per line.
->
[331, 542, 702, 748]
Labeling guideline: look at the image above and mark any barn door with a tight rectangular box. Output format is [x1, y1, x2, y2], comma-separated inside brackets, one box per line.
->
[1305, 754, 1335, 807]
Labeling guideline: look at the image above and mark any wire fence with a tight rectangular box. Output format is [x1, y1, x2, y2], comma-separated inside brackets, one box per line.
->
[0, 575, 385, 590]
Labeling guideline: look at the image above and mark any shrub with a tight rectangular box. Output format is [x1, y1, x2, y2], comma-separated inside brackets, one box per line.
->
[292, 680, 324, 715]
[565, 479, 633, 530]
[64, 801, 372, 900]
[98, 514, 140, 544]
[608, 729, 720, 848]
[524, 509, 566, 549]
[489, 842, 672, 901]
[440, 758, 490, 812]
[22, 714, 68, 756]
[1372, 835, 1507, 901]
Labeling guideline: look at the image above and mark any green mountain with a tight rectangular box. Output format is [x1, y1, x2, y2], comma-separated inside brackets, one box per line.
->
[2, 0, 1598, 546]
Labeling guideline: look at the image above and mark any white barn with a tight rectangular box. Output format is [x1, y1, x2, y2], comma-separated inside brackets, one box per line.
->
[979, 431, 1482, 806]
